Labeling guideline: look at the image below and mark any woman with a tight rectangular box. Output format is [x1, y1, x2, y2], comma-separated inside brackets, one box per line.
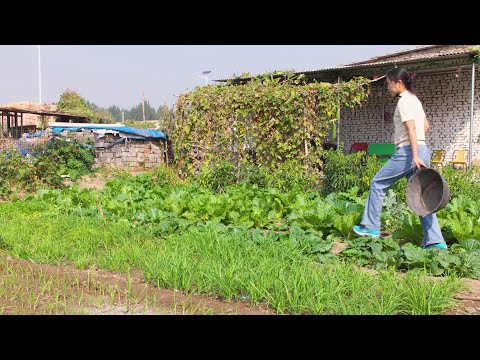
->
[352, 67, 447, 250]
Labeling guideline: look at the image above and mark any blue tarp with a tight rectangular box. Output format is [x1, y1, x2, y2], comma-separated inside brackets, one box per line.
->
[26, 126, 167, 140]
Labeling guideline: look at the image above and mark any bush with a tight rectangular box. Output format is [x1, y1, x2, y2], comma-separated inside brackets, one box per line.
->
[322, 149, 410, 201]
[236, 162, 269, 188]
[439, 164, 480, 201]
[323, 150, 374, 195]
[42, 138, 95, 179]
[152, 164, 184, 185]
[0, 148, 64, 199]
[198, 160, 236, 192]
[57, 89, 114, 123]
[266, 160, 322, 193]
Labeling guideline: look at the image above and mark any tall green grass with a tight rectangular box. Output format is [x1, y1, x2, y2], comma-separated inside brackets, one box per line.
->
[0, 203, 462, 315]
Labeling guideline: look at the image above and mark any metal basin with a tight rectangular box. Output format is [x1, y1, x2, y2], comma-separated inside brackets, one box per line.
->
[406, 167, 450, 217]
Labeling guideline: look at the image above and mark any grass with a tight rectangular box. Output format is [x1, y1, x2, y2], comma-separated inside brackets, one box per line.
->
[0, 202, 464, 315]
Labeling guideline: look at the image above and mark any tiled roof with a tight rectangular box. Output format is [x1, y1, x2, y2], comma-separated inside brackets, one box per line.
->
[214, 45, 478, 83]
[341, 45, 474, 65]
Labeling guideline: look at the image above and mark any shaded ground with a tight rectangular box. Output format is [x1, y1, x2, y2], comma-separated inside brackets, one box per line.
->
[0, 255, 272, 315]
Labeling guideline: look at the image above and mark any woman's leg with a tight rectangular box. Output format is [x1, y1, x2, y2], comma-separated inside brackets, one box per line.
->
[405, 145, 446, 247]
[418, 215, 445, 247]
[361, 146, 415, 231]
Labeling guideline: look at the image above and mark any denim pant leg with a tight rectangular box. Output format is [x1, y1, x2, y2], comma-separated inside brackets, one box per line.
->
[361, 147, 415, 231]
[404, 147, 445, 247]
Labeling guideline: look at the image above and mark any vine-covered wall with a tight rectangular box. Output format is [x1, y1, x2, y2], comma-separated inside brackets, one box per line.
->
[174, 72, 371, 176]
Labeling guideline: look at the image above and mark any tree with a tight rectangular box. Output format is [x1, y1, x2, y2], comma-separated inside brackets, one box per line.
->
[56, 89, 114, 123]
[159, 103, 175, 135]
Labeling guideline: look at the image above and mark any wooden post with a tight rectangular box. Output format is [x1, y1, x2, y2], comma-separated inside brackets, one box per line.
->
[164, 139, 168, 166]
[14, 112, 18, 138]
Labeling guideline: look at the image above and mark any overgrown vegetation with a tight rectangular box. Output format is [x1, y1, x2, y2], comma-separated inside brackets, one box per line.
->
[0, 138, 95, 200]
[468, 45, 480, 69]
[2, 64, 480, 313]
[122, 120, 158, 129]
[8, 166, 477, 277]
[174, 71, 371, 177]
[322, 149, 408, 201]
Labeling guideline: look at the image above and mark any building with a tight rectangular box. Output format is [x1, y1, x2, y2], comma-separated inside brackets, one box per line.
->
[218, 45, 480, 165]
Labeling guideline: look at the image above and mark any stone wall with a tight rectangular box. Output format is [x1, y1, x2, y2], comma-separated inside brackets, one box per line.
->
[58, 130, 167, 169]
[336, 70, 480, 162]
[94, 134, 167, 169]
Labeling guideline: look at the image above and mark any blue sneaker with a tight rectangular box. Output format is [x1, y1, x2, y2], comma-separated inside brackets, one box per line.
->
[423, 242, 448, 250]
[352, 225, 380, 238]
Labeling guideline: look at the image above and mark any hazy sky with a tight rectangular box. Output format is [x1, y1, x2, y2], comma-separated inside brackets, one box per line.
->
[0, 45, 417, 110]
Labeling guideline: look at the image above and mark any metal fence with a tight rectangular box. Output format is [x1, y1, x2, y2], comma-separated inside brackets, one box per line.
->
[0, 133, 50, 156]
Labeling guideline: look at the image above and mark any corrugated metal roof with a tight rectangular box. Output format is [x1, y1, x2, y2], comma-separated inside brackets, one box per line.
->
[0, 106, 90, 119]
[214, 46, 478, 84]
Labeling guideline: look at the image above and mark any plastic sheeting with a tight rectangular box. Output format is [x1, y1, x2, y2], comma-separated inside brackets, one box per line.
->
[49, 125, 168, 140]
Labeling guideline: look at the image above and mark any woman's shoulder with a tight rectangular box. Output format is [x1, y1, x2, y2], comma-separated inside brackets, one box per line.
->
[400, 92, 422, 104]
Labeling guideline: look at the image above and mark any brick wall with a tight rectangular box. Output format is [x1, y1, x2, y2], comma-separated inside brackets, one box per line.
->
[337, 70, 480, 162]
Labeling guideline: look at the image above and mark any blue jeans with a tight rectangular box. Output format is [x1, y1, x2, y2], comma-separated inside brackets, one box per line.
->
[361, 144, 445, 247]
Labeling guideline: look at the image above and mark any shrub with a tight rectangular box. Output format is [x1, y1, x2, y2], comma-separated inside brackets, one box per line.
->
[42, 138, 95, 179]
[152, 164, 184, 185]
[236, 162, 269, 188]
[198, 160, 236, 192]
[266, 160, 322, 193]
[439, 164, 480, 201]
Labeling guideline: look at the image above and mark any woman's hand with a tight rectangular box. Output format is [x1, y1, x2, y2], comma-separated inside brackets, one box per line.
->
[413, 156, 426, 169]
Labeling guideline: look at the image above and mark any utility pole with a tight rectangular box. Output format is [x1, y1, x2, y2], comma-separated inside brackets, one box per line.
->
[37, 45, 42, 104]
[122, 111, 124, 123]
[142, 91, 146, 123]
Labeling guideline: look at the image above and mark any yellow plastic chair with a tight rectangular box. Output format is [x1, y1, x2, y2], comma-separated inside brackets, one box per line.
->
[449, 149, 468, 170]
[430, 149, 445, 167]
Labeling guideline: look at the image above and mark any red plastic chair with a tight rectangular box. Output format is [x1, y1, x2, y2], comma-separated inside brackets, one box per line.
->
[349, 142, 368, 154]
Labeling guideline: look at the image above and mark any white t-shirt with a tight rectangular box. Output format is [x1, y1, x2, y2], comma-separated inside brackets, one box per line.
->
[393, 90, 426, 148]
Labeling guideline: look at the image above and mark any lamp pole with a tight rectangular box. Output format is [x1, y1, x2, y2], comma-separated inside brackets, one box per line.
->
[37, 45, 42, 104]
[199, 70, 211, 86]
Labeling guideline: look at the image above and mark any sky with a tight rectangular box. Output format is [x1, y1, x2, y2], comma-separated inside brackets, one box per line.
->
[0, 45, 418, 110]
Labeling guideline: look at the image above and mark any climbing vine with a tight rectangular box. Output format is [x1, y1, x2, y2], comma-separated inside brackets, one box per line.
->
[468, 46, 480, 70]
[174, 71, 371, 176]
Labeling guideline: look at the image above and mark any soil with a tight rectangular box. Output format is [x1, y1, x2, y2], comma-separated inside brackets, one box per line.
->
[0, 255, 272, 315]
[1, 249, 479, 315]
[446, 279, 480, 315]
[66, 170, 150, 191]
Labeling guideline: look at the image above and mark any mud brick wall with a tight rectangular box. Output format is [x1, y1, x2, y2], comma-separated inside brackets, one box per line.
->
[94, 134, 167, 169]
[335, 71, 480, 162]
